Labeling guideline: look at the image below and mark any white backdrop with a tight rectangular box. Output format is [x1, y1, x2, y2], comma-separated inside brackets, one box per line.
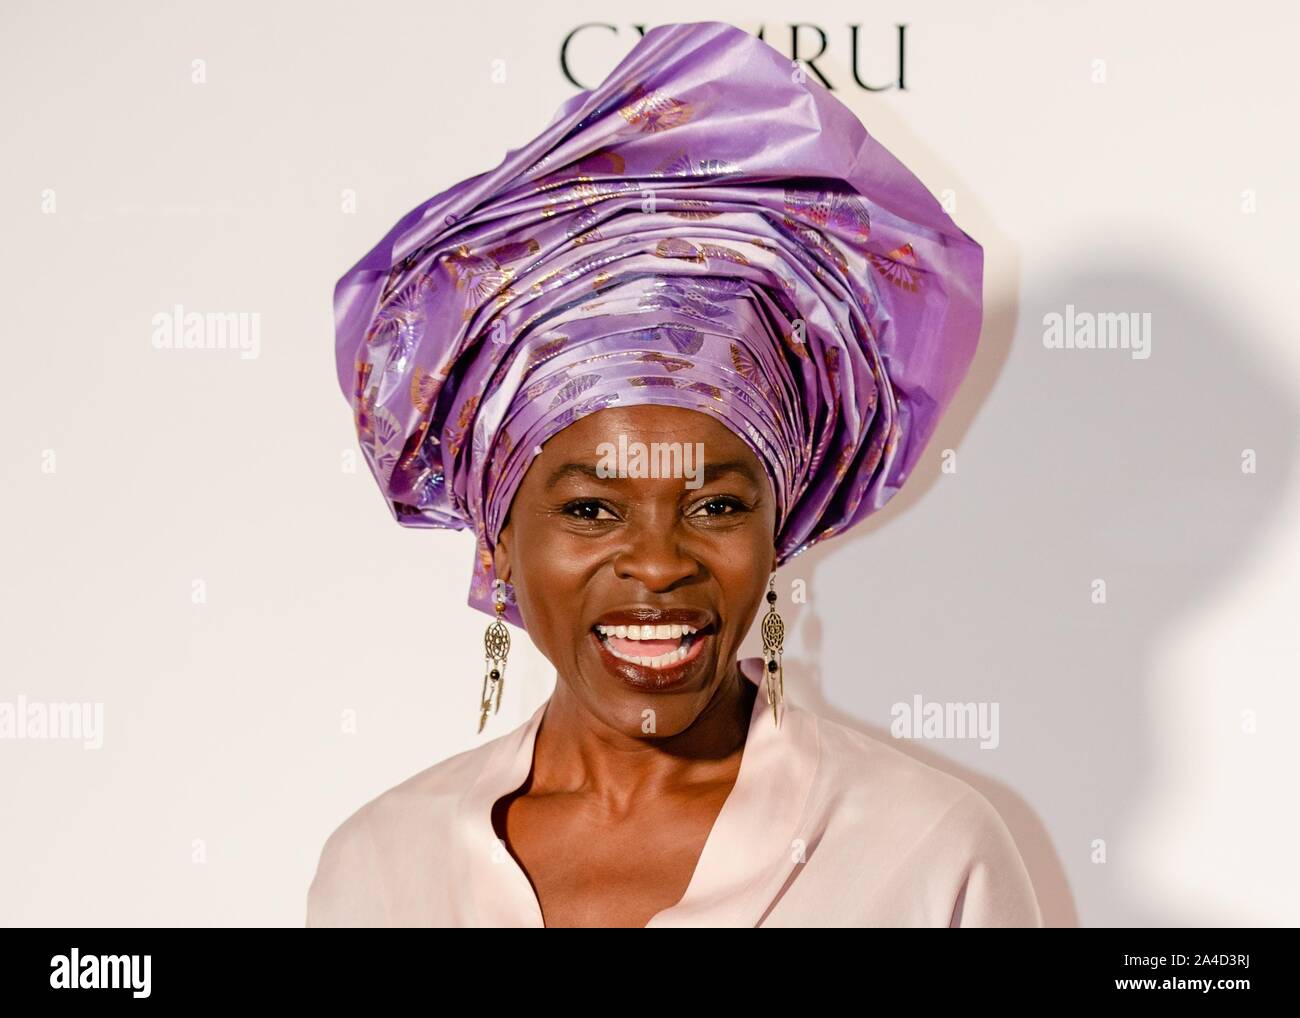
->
[1, 0, 1297, 927]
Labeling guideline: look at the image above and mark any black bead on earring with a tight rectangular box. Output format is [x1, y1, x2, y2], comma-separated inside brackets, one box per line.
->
[760, 572, 785, 727]
[479, 579, 510, 733]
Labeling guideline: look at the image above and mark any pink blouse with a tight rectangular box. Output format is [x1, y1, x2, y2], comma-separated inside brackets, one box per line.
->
[307, 656, 1043, 927]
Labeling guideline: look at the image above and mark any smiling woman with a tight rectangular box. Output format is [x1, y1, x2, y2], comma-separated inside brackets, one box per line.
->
[309, 19, 1041, 927]
[496, 406, 776, 710]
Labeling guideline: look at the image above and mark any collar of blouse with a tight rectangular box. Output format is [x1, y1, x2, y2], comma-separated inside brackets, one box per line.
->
[451, 655, 821, 927]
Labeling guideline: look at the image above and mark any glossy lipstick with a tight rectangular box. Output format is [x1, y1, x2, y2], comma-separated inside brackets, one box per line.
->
[589, 607, 715, 692]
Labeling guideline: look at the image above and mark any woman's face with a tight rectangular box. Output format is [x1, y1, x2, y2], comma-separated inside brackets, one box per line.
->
[492, 404, 778, 735]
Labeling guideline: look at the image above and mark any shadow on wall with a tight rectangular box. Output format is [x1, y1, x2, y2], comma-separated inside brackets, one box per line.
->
[780, 262, 1297, 927]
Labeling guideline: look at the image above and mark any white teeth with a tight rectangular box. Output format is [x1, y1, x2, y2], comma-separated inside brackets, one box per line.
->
[607, 642, 691, 668]
[595, 623, 702, 640]
[593, 622, 707, 669]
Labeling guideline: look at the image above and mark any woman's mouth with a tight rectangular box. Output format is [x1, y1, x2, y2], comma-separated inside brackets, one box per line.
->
[594, 623, 706, 668]
[589, 621, 714, 690]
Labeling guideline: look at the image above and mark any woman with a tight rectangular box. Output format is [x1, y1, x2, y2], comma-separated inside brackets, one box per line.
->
[310, 20, 1042, 927]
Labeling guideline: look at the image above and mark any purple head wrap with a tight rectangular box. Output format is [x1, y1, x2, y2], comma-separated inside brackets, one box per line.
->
[333, 20, 983, 630]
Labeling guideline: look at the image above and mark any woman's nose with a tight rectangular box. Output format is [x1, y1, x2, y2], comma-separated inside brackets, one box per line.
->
[611, 522, 702, 591]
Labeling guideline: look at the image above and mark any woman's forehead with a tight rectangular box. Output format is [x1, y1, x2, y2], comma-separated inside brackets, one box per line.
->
[518, 405, 773, 499]
[538, 405, 749, 452]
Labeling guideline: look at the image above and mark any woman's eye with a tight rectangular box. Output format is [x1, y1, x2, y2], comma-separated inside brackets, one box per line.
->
[560, 496, 748, 523]
[562, 500, 616, 521]
[692, 496, 747, 517]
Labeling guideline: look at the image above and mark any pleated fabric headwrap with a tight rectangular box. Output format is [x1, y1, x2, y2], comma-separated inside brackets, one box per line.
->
[333, 20, 984, 630]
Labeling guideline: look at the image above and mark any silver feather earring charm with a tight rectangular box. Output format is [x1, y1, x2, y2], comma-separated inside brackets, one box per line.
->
[479, 579, 510, 733]
[760, 571, 785, 727]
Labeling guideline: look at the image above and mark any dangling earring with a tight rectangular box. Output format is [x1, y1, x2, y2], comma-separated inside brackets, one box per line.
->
[761, 571, 785, 727]
[479, 579, 511, 733]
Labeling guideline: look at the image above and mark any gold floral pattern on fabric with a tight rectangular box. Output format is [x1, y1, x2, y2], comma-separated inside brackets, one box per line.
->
[618, 81, 694, 132]
[869, 243, 922, 292]
[409, 364, 443, 413]
[633, 351, 695, 372]
[445, 393, 480, 460]
[444, 240, 540, 321]
[729, 342, 775, 400]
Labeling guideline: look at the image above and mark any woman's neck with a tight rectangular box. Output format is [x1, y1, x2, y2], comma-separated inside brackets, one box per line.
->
[531, 660, 755, 806]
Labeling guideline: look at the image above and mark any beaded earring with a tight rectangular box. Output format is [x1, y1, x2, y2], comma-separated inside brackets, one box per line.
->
[479, 579, 511, 733]
[761, 571, 785, 727]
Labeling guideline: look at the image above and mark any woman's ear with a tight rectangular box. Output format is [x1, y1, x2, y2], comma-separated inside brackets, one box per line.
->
[492, 523, 512, 586]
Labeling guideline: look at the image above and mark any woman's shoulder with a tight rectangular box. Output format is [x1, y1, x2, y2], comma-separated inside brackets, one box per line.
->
[320, 724, 512, 841]
[806, 708, 1020, 853]
[800, 707, 1042, 926]
[305, 722, 520, 926]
